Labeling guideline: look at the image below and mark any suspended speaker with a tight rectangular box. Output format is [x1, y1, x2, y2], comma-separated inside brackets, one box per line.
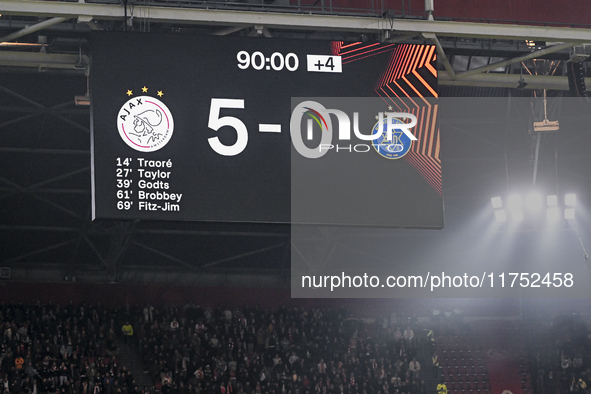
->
[566, 62, 587, 97]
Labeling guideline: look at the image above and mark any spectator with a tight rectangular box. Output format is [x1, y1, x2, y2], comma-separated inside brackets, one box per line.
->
[143, 305, 154, 323]
[409, 357, 420, 383]
[437, 381, 448, 394]
[432, 351, 439, 378]
[403, 326, 415, 346]
[15, 355, 25, 371]
[121, 322, 133, 345]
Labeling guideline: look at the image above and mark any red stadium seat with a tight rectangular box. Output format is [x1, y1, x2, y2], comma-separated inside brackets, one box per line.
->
[522, 381, 532, 389]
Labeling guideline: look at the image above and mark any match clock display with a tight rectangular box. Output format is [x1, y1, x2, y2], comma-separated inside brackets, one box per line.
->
[90, 32, 442, 227]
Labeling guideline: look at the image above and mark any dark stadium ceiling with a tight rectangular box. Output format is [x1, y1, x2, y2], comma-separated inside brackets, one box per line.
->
[0, 1, 591, 287]
[1, 1, 591, 88]
[0, 1, 590, 89]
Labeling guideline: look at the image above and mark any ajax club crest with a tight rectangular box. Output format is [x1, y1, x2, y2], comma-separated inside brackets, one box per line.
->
[117, 95, 174, 152]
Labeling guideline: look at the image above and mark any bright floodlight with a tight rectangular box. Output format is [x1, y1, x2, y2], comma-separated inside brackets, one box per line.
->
[565, 194, 577, 207]
[526, 192, 543, 212]
[494, 209, 507, 222]
[512, 209, 524, 222]
[491, 197, 503, 209]
[564, 208, 575, 220]
[547, 207, 561, 222]
[547, 195, 558, 207]
[507, 194, 522, 212]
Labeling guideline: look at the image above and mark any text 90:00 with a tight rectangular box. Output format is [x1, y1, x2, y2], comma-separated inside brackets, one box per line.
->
[237, 51, 299, 71]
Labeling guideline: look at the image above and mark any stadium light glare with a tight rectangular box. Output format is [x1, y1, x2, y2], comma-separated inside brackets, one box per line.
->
[492, 192, 580, 225]
[491, 197, 503, 209]
[494, 209, 507, 222]
[512, 209, 524, 222]
[507, 194, 522, 212]
[547, 206, 561, 222]
[526, 192, 543, 212]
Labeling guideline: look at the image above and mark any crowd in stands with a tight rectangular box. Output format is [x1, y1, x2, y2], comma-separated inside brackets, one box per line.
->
[8, 299, 591, 394]
[529, 315, 591, 394]
[133, 305, 432, 394]
[0, 302, 434, 394]
[0, 302, 139, 394]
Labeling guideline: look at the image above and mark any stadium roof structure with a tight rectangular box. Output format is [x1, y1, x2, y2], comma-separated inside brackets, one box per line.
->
[0, 0, 590, 290]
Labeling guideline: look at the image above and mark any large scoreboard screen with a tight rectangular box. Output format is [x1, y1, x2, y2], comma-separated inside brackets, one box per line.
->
[91, 32, 443, 227]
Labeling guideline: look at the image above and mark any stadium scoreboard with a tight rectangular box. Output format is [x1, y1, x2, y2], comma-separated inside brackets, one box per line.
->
[91, 32, 443, 227]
